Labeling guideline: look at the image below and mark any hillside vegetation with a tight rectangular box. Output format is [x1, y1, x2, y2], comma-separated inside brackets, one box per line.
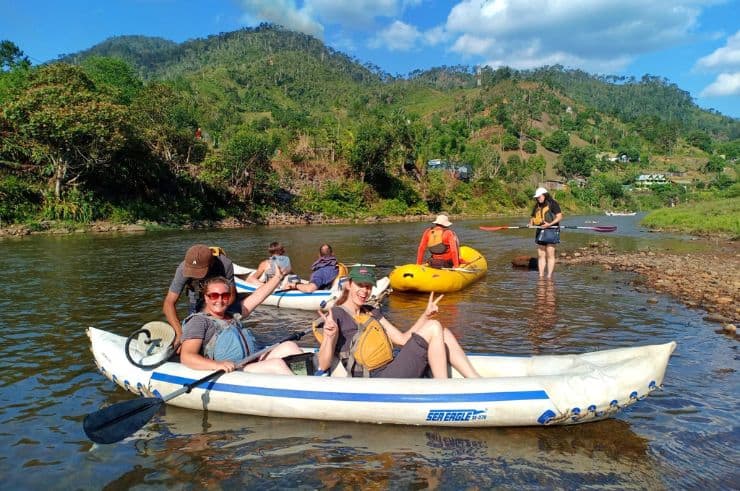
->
[1, 26, 738, 233]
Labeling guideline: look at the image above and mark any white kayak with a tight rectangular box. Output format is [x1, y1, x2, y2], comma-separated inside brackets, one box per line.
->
[88, 327, 676, 427]
[233, 263, 391, 310]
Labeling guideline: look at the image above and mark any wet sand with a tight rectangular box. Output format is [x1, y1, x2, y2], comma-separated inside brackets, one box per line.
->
[559, 242, 739, 330]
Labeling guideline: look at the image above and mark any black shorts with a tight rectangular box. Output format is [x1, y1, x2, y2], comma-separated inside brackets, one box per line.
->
[371, 333, 429, 378]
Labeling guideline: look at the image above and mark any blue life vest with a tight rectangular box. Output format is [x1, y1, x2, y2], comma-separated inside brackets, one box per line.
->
[185, 313, 259, 362]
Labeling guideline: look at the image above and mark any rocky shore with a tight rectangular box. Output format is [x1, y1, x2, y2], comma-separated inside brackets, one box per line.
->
[559, 241, 739, 333]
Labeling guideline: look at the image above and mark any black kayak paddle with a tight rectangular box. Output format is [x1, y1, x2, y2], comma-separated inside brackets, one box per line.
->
[83, 328, 310, 444]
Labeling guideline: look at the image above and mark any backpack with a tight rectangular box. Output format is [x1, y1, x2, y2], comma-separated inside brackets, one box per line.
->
[186, 313, 258, 363]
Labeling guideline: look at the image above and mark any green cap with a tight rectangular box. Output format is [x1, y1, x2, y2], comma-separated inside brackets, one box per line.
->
[348, 265, 376, 285]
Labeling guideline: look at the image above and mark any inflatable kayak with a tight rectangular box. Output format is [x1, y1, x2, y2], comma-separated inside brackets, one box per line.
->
[234, 264, 391, 310]
[87, 327, 675, 427]
[389, 246, 487, 293]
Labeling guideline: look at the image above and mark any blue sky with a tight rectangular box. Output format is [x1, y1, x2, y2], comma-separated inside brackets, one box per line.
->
[2, 0, 739, 118]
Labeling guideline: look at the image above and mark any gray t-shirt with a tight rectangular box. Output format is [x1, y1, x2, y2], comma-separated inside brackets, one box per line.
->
[168, 254, 235, 293]
[168, 255, 235, 313]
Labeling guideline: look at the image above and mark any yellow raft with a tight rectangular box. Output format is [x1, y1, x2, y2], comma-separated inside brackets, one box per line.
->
[389, 246, 487, 293]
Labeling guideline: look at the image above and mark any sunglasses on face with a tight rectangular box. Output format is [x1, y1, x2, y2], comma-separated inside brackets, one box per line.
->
[205, 292, 231, 301]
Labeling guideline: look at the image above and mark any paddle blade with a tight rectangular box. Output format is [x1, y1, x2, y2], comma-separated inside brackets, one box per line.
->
[592, 226, 617, 232]
[83, 397, 164, 444]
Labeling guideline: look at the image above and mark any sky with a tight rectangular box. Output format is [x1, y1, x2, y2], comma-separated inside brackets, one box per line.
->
[2, 0, 739, 118]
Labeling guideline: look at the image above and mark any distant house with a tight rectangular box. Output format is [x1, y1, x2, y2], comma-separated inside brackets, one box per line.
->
[426, 159, 470, 181]
[427, 159, 448, 171]
[635, 174, 668, 187]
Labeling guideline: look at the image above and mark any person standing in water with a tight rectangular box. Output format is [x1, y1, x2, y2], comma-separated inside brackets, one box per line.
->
[528, 187, 563, 279]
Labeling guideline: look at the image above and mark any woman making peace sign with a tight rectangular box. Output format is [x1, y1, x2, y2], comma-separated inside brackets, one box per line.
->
[316, 265, 480, 379]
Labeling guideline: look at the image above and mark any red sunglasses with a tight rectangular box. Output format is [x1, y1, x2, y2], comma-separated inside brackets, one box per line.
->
[205, 292, 231, 301]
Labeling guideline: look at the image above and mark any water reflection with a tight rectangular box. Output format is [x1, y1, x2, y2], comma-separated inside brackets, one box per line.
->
[97, 409, 662, 489]
[527, 279, 558, 352]
[1, 217, 737, 489]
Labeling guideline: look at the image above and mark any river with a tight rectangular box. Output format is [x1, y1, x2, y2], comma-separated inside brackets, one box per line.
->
[0, 215, 736, 489]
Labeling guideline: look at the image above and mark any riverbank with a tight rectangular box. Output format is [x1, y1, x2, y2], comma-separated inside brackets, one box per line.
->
[0, 212, 505, 238]
[559, 241, 739, 331]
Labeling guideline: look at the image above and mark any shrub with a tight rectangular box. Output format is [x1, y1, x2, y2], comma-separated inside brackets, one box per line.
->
[523, 140, 537, 154]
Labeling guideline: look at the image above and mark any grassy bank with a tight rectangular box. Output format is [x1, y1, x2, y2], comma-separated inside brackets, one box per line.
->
[642, 196, 740, 239]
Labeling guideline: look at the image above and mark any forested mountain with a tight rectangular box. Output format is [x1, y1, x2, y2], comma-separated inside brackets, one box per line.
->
[1, 25, 738, 229]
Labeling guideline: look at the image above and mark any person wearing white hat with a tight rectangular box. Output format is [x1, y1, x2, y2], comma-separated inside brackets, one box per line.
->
[416, 214, 462, 268]
[528, 187, 563, 279]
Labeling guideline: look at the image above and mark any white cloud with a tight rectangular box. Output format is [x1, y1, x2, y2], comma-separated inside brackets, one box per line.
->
[700, 72, 740, 96]
[445, 0, 705, 72]
[306, 0, 406, 29]
[370, 20, 421, 51]
[423, 25, 451, 46]
[237, 0, 324, 38]
[695, 30, 740, 71]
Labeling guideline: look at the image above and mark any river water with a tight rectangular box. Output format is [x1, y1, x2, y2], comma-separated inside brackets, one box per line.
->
[0, 215, 736, 489]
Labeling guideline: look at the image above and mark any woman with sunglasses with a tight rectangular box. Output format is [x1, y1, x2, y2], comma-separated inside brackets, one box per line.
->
[180, 271, 302, 375]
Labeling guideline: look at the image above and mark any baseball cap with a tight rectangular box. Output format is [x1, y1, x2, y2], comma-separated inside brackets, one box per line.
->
[348, 265, 376, 285]
[533, 187, 548, 198]
[183, 244, 213, 279]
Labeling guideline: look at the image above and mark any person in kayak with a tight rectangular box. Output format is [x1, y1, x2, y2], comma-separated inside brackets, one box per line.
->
[288, 243, 340, 292]
[246, 241, 293, 289]
[528, 187, 563, 279]
[181, 274, 303, 374]
[163, 244, 236, 348]
[416, 214, 461, 268]
[316, 265, 480, 379]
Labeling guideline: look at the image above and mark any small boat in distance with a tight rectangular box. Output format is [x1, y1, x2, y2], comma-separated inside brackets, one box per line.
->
[605, 211, 637, 216]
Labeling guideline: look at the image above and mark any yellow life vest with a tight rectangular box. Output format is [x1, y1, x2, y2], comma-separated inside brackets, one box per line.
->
[427, 227, 449, 255]
[312, 307, 394, 377]
[532, 204, 554, 226]
[347, 312, 394, 373]
[209, 246, 226, 257]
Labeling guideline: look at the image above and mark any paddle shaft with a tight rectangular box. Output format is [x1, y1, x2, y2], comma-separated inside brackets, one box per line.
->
[479, 225, 616, 232]
[84, 328, 311, 444]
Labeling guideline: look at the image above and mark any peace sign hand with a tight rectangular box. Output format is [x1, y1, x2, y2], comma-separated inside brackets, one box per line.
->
[424, 292, 444, 318]
[317, 308, 338, 340]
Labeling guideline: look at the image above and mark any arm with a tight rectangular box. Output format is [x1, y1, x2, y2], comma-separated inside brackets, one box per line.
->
[163, 290, 183, 345]
[316, 309, 339, 371]
[294, 281, 319, 293]
[544, 212, 563, 228]
[416, 229, 429, 264]
[448, 231, 461, 268]
[543, 201, 563, 228]
[383, 292, 443, 346]
[240, 268, 284, 316]
[246, 260, 268, 284]
[180, 338, 236, 372]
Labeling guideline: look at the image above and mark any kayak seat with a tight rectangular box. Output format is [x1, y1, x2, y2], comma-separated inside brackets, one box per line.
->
[331, 262, 349, 289]
[283, 352, 317, 376]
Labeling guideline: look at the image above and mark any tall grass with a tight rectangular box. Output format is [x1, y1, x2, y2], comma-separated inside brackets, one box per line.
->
[642, 197, 740, 239]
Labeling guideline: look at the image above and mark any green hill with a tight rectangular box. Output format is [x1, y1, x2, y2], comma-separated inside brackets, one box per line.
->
[1, 25, 738, 230]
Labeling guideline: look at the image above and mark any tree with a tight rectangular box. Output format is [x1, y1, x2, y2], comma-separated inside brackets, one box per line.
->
[0, 40, 30, 71]
[219, 128, 277, 201]
[687, 130, 712, 153]
[541, 130, 570, 153]
[2, 63, 128, 199]
[704, 155, 725, 173]
[557, 145, 597, 177]
[81, 56, 143, 105]
[349, 121, 393, 184]
[130, 82, 200, 170]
